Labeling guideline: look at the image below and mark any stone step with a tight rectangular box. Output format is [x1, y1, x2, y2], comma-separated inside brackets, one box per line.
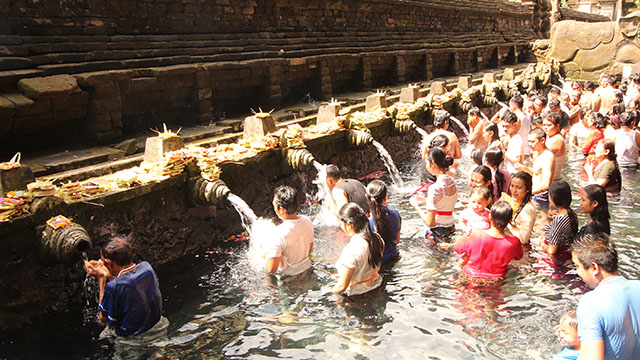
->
[0, 69, 44, 85]
[0, 57, 33, 71]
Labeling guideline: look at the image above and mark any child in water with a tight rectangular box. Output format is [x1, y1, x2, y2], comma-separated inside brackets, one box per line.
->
[458, 186, 492, 236]
[527, 310, 580, 360]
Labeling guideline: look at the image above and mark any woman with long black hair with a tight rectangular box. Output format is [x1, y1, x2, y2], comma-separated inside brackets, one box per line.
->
[332, 203, 384, 295]
[484, 148, 511, 201]
[506, 171, 536, 244]
[578, 184, 611, 236]
[366, 180, 402, 263]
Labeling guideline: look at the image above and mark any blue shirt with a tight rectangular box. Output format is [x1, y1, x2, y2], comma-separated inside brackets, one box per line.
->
[577, 276, 640, 360]
[551, 346, 579, 360]
[98, 261, 162, 337]
[368, 207, 401, 262]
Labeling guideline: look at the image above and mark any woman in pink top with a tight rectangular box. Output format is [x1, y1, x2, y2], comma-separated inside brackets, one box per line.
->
[452, 201, 523, 280]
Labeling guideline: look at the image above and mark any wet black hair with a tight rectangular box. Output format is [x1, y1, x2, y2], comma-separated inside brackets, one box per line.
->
[620, 111, 635, 127]
[500, 110, 518, 124]
[611, 103, 624, 116]
[548, 87, 561, 96]
[531, 113, 543, 127]
[591, 112, 608, 129]
[433, 110, 451, 129]
[468, 107, 482, 117]
[549, 180, 572, 209]
[509, 94, 524, 110]
[273, 185, 299, 215]
[101, 237, 133, 266]
[543, 111, 562, 126]
[630, 73, 640, 84]
[491, 201, 513, 232]
[530, 127, 546, 141]
[366, 180, 391, 242]
[584, 81, 597, 92]
[326, 164, 342, 179]
[549, 98, 561, 109]
[582, 184, 610, 235]
[571, 232, 618, 273]
[471, 185, 493, 206]
[339, 202, 384, 268]
[511, 171, 533, 220]
[471, 149, 486, 166]
[601, 138, 618, 162]
[426, 147, 454, 170]
[485, 148, 506, 199]
[430, 134, 449, 149]
[484, 122, 500, 142]
[580, 106, 592, 119]
[607, 75, 617, 86]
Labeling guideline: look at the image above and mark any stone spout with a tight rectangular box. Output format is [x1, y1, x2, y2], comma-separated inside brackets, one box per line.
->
[347, 130, 374, 148]
[40, 221, 92, 263]
[285, 148, 316, 170]
[193, 178, 231, 205]
[393, 119, 417, 134]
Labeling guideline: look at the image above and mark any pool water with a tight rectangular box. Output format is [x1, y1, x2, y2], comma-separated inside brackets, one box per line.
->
[4, 142, 640, 360]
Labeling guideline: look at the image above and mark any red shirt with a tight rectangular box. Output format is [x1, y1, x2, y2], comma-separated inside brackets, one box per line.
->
[453, 229, 523, 278]
[582, 128, 604, 156]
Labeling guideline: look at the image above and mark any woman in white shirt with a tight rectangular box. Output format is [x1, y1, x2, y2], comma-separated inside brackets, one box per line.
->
[332, 203, 384, 296]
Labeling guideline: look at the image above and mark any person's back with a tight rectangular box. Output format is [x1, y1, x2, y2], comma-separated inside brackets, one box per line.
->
[101, 261, 162, 337]
[454, 229, 522, 278]
[272, 216, 314, 275]
[335, 178, 370, 212]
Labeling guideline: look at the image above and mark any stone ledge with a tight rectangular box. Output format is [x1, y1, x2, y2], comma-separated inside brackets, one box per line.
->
[17, 74, 80, 100]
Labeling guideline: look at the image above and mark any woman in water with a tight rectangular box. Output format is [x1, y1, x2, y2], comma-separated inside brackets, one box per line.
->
[484, 148, 511, 201]
[469, 165, 494, 202]
[584, 139, 621, 192]
[578, 184, 611, 236]
[332, 203, 384, 296]
[367, 180, 402, 263]
[483, 122, 503, 150]
[541, 181, 578, 259]
[506, 171, 536, 245]
[410, 147, 458, 243]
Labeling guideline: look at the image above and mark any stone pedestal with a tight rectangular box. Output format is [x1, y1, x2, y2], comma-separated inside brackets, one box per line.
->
[430, 81, 447, 95]
[243, 114, 276, 139]
[483, 72, 497, 84]
[0, 166, 35, 195]
[365, 94, 387, 112]
[503, 68, 515, 81]
[143, 136, 185, 164]
[317, 104, 341, 124]
[399, 86, 420, 103]
[457, 76, 473, 90]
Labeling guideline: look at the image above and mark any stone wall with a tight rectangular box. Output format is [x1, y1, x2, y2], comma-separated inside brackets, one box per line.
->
[0, 117, 420, 332]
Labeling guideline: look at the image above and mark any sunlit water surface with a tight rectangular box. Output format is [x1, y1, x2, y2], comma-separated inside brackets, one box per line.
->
[4, 143, 640, 360]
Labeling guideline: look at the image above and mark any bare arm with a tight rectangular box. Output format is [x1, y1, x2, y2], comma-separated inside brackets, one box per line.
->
[532, 156, 554, 194]
[332, 265, 354, 294]
[265, 256, 281, 274]
[332, 188, 349, 215]
[410, 196, 436, 227]
[578, 340, 605, 360]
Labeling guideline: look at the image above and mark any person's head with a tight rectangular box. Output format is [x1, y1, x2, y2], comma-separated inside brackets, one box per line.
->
[595, 138, 616, 162]
[610, 103, 624, 119]
[484, 148, 504, 169]
[470, 165, 492, 188]
[533, 95, 547, 113]
[470, 186, 493, 213]
[470, 149, 485, 167]
[607, 74, 618, 88]
[366, 180, 390, 240]
[548, 99, 562, 113]
[628, 99, 640, 110]
[483, 122, 500, 143]
[429, 134, 449, 150]
[630, 72, 640, 86]
[541, 111, 562, 136]
[433, 110, 450, 130]
[273, 185, 299, 218]
[426, 147, 454, 174]
[579, 184, 610, 233]
[325, 164, 342, 190]
[490, 200, 513, 232]
[528, 127, 547, 152]
[500, 110, 519, 136]
[468, 107, 482, 123]
[101, 237, 134, 274]
[581, 107, 593, 126]
[590, 112, 608, 129]
[338, 202, 383, 268]
[584, 80, 596, 92]
[509, 95, 524, 111]
[556, 310, 580, 349]
[510, 171, 532, 204]
[549, 180, 572, 210]
[572, 81, 583, 92]
[613, 90, 624, 105]
[569, 90, 581, 105]
[571, 232, 618, 288]
[531, 113, 543, 128]
[548, 87, 561, 100]
[619, 111, 635, 128]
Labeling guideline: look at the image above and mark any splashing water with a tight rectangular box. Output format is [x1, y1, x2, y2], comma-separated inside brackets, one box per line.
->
[227, 193, 258, 234]
[449, 116, 470, 138]
[312, 161, 327, 203]
[245, 218, 280, 272]
[371, 140, 404, 187]
[414, 126, 429, 143]
[497, 101, 509, 109]
[480, 112, 490, 121]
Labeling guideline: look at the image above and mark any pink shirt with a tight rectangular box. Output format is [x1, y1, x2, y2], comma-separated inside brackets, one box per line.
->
[460, 207, 490, 232]
[453, 229, 523, 278]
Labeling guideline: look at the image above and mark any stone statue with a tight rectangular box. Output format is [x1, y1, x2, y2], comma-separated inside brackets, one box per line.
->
[547, 10, 640, 79]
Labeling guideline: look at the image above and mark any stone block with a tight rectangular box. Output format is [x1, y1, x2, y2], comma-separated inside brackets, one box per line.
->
[2, 92, 32, 108]
[51, 92, 90, 111]
[114, 139, 139, 156]
[53, 106, 86, 122]
[143, 136, 185, 164]
[365, 94, 386, 112]
[18, 74, 80, 100]
[503, 68, 515, 81]
[243, 114, 276, 139]
[164, 74, 194, 89]
[110, 112, 122, 129]
[89, 97, 122, 114]
[92, 83, 117, 99]
[89, 113, 113, 132]
[16, 99, 50, 117]
[74, 70, 133, 87]
[13, 113, 52, 130]
[483, 72, 497, 84]
[430, 81, 446, 95]
[129, 77, 164, 93]
[457, 76, 473, 91]
[0, 165, 35, 194]
[195, 71, 210, 88]
[399, 86, 420, 103]
[317, 104, 341, 125]
[0, 96, 15, 132]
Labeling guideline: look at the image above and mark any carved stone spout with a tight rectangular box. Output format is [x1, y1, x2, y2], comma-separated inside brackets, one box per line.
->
[40, 220, 92, 263]
[193, 178, 231, 205]
[347, 130, 374, 148]
[286, 148, 316, 170]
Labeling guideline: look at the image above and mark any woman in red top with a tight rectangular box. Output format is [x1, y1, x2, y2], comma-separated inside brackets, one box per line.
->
[452, 201, 523, 280]
[581, 112, 608, 159]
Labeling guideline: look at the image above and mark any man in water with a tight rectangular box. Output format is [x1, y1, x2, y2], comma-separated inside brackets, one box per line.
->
[263, 185, 314, 276]
[571, 232, 640, 360]
[84, 237, 168, 342]
[424, 109, 462, 160]
[325, 164, 370, 214]
[501, 110, 524, 174]
[467, 107, 488, 150]
[541, 112, 566, 181]
[517, 127, 555, 209]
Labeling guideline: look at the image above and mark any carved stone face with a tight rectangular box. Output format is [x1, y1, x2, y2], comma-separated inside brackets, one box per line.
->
[620, 10, 640, 38]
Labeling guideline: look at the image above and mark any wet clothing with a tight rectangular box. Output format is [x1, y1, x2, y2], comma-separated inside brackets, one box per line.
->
[425, 225, 456, 243]
[593, 160, 622, 192]
[99, 261, 162, 337]
[335, 233, 383, 296]
[425, 174, 457, 227]
[544, 210, 579, 261]
[264, 215, 314, 276]
[570, 122, 590, 146]
[335, 179, 370, 213]
[507, 201, 536, 244]
[577, 276, 640, 360]
[492, 168, 511, 201]
[615, 129, 639, 167]
[505, 134, 524, 174]
[551, 346, 579, 360]
[453, 229, 523, 278]
[460, 207, 490, 233]
[369, 207, 401, 262]
[533, 191, 549, 210]
[582, 129, 604, 157]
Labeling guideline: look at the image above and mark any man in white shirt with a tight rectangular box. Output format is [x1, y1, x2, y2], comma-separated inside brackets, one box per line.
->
[502, 110, 524, 174]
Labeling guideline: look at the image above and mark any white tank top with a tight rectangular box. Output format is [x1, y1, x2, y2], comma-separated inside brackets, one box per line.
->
[615, 129, 639, 167]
